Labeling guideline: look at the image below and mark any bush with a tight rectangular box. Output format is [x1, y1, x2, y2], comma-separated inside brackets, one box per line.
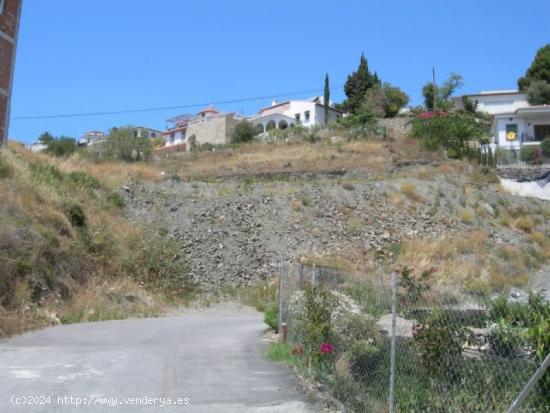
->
[63, 202, 86, 228]
[411, 111, 490, 155]
[98, 127, 152, 162]
[45, 136, 78, 157]
[541, 137, 550, 156]
[0, 153, 14, 178]
[520, 146, 541, 164]
[107, 191, 125, 208]
[264, 302, 278, 331]
[231, 120, 259, 143]
[413, 309, 469, 375]
[515, 216, 535, 233]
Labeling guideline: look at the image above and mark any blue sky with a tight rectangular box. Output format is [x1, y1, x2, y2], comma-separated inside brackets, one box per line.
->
[9, 0, 550, 143]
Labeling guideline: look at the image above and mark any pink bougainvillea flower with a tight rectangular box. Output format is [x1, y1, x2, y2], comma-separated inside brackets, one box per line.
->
[319, 342, 335, 354]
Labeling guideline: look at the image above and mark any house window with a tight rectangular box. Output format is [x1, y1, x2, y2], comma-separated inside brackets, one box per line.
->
[151, 132, 156, 138]
[295, 113, 301, 121]
[170, 133, 175, 144]
[304, 111, 310, 122]
[0, 0, 4, 15]
[534, 124, 550, 141]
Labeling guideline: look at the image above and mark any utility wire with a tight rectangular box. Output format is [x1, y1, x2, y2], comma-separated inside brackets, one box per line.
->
[11, 85, 344, 121]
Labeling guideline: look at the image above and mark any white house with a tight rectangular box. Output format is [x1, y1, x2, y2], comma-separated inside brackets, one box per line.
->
[455, 90, 529, 115]
[456, 90, 550, 154]
[25, 142, 47, 152]
[133, 126, 162, 139]
[248, 97, 344, 134]
[78, 130, 106, 146]
[492, 105, 550, 151]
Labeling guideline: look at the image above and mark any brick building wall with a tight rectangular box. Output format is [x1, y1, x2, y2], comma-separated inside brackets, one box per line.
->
[0, 0, 22, 147]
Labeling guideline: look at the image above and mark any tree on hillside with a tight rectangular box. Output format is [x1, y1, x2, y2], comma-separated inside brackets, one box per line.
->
[518, 44, 550, 91]
[360, 82, 409, 118]
[343, 53, 379, 113]
[231, 120, 258, 143]
[102, 127, 151, 162]
[45, 136, 77, 157]
[324, 73, 330, 125]
[38, 131, 54, 145]
[422, 72, 463, 111]
[382, 83, 409, 117]
[527, 80, 550, 105]
[361, 84, 386, 117]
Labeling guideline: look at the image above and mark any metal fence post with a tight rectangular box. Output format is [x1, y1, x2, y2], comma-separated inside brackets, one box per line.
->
[389, 271, 397, 413]
[311, 263, 316, 286]
[299, 262, 304, 288]
[277, 261, 285, 334]
[507, 352, 550, 413]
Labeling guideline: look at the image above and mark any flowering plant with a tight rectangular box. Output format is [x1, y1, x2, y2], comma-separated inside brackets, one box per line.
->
[319, 342, 335, 354]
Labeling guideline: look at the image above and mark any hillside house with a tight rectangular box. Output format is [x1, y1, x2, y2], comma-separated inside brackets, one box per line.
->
[456, 90, 550, 154]
[248, 97, 343, 134]
[156, 107, 240, 154]
[133, 126, 162, 139]
[78, 130, 106, 146]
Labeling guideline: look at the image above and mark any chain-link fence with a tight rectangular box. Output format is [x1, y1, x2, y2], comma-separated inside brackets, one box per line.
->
[278, 261, 549, 412]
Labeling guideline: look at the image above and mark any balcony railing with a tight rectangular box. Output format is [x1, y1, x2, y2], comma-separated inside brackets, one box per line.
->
[522, 133, 542, 143]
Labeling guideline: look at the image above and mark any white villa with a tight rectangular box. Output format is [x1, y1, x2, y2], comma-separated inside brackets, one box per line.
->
[248, 97, 344, 134]
[456, 90, 550, 153]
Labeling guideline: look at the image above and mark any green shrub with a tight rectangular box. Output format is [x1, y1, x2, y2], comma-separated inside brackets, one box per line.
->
[264, 302, 278, 331]
[63, 202, 86, 228]
[45, 136, 78, 157]
[520, 146, 541, 164]
[28, 162, 63, 186]
[96, 127, 152, 162]
[541, 137, 550, 156]
[125, 227, 190, 297]
[231, 120, 259, 143]
[411, 111, 490, 155]
[489, 319, 526, 357]
[265, 342, 294, 364]
[67, 171, 102, 191]
[413, 309, 469, 375]
[0, 153, 13, 178]
[107, 191, 125, 208]
[297, 285, 336, 373]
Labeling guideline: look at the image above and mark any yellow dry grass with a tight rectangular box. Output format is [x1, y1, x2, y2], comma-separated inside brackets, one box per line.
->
[160, 140, 392, 179]
[59, 155, 162, 188]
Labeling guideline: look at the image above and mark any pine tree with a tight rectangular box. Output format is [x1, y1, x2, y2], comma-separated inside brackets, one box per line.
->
[324, 73, 330, 126]
[343, 53, 375, 113]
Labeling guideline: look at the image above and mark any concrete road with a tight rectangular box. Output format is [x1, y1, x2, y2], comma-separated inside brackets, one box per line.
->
[0, 309, 315, 413]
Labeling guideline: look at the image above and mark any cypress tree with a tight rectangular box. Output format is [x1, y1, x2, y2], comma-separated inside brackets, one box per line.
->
[343, 53, 375, 113]
[324, 73, 330, 126]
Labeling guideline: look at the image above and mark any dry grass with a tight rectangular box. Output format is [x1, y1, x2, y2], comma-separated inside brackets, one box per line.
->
[515, 216, 535, 233]
[531, 232, 547, 246]
[59, 155, 162, 189]
[0, 147, 185, 336]
[400, 182, 421, 201]
[458, 208, 474, 223]
[53, 277, 165, 324]
[160, 140, 393, 179]
[396, 229, 534, 294]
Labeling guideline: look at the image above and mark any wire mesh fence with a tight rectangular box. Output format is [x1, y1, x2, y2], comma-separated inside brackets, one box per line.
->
[278, 261, 549, 412]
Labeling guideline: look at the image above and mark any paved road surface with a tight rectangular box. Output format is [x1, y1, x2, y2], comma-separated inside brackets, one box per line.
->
[0, 309, 315, 413]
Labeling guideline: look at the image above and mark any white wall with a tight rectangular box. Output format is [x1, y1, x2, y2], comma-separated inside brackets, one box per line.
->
[472, 93, 529, 115]
[163, 129, 186, 147]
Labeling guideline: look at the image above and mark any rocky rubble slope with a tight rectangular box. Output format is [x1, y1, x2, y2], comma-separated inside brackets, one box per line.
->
[121, 168, 543, 288]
